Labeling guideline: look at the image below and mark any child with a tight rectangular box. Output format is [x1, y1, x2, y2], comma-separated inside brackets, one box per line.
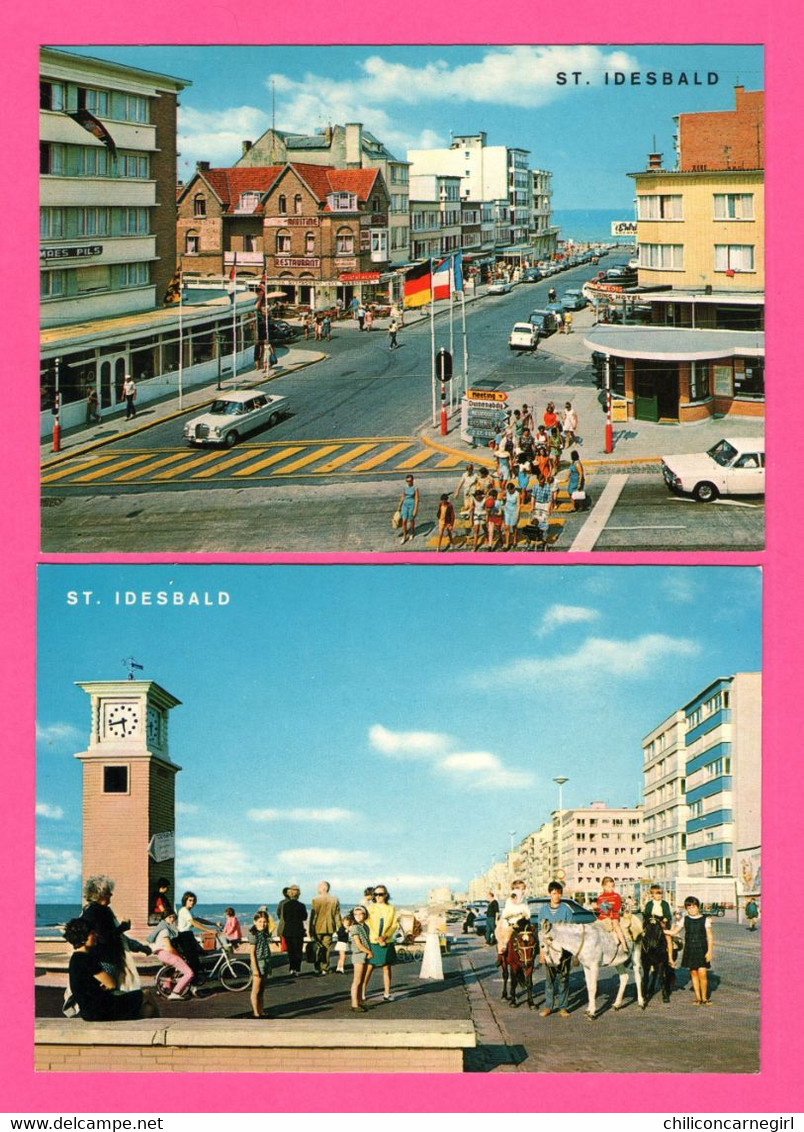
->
[671, 897, 714, 1005]
[148, 911, 195, 1000]
[484, 488, 504, 550]
[471, 488, 487, 552]
[436, 494, 455, 552]
[334, 918, 351, 973]
[595, 876, 629, 953]
[248, 910, 273, 1018]
[222, 907, 242, 946]
[516, 459, 532, 505]
[348, 905, 373, 1012]
[642, 884, 674, 965]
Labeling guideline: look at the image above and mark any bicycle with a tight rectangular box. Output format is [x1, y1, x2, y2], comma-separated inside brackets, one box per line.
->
[155, 931, 252, 998]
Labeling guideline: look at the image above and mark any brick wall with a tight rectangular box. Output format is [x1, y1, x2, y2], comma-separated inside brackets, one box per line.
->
[151, 91, 179, 303]
[678, 89, 764, 172]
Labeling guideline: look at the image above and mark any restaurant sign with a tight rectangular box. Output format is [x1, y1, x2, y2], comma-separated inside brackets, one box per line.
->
[275, 257, 320, 269]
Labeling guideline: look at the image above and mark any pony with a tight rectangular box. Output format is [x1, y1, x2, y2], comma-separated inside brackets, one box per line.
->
[497, 917, 539, 1008]
[640, 915, 674, 1005]
[539, 915, 644, 1019]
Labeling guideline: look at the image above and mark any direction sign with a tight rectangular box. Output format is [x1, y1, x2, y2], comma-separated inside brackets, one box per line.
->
[148, 831, 175, 862]
[466, 389, 507, 402]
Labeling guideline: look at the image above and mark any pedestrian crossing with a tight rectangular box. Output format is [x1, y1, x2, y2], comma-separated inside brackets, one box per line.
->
[41, 438, 469, 488]
[422, 490, 578, 552]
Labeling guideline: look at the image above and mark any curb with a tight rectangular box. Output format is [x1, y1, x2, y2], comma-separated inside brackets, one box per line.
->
[40, 355, 326, 470]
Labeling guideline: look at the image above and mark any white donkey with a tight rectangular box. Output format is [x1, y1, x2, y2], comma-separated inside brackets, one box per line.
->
[539, 916, 644, 1019]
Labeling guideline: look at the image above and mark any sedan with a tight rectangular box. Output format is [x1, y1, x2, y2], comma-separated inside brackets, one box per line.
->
[528, 898, 596, 925]
[529, 309, 558, 336]
[509, 322, 540, 350]
[520, 268, 542, 283]
[488, 280, 515, 295]
[560, 289, 587, 311]
[183, 390, 290, 448]
[661, 437, 765, 502]
[267, 319, 299, 343]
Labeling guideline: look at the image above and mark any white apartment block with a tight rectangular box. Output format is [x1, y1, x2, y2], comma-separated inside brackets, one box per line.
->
[408, 174, 462, 258]
[554, 802, 644, 902]
[642, 708, 688, 884]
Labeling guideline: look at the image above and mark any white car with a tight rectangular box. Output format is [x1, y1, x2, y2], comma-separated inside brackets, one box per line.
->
[488, 280, 514, 294]
[183, 390, 290, 448]
[508, 322, 540, 351]
[661, 437, 765, 502]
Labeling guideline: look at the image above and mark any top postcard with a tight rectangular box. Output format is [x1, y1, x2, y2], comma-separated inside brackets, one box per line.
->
[39, 43, 765, 555]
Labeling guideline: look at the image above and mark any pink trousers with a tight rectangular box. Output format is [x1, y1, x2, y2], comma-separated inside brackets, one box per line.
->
[155, 949, 194, 996]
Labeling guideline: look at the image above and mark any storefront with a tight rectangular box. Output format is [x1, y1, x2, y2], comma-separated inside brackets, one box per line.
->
[583, 325, 765, 423]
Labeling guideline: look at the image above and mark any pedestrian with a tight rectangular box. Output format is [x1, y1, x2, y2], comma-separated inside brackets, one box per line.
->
[309, 881, 343, 977]
[567, 450, 587, 511]
[418, 911, 444, 981]
[222, 907, 242, 946]
[122, 375, 137, 420]
[303, 314, 312, 341]
[268, 343, 278, 368]
[531, 472, 554, 549]
[564, 311, 573, 334]
[148, 911, 195, 1001]
[280, 884, 307, 976]
[322, 314, 332, 341]
[562, 402, 578, 448]
[470, 488, 487, 552]
[463, 908, 476, 934]
[357, 304, 366, 331]
[151, 877, 174, 921]
[350, 296, 359, 321]
[554, 310, 564, 333]
[388, 318, 399, 350]
[314, 317, 323, 341]
[364, 885, 398, 1002]
[502, 482, 520, 550]
[510, 409, 525, 447]
[543, 401, 558, 431]
[490, 439, 511, 485]
[85, 387, 100, 425]
[516, 458, 532, 505]
[485, 487, 504, 550]
[485, 892, 499, 946]
[521, 403, 534, 431]
[745, 899, 759, 931]
[364, 306, 374, 331]
[670, 896, 714, 1005]
[538, 881, 573, 1017]
[475, 466, 493, 499]
[81, 875, 146, 986]
[63, 919, 153, 1022]
[454, 463, 478, 516]
[334, 919, 350, 973]
[361, 887, 375, 912]
[248, 910, 273, 1018]
[348, 905, 373, 1012]
[549, 427, 563, 476]
[436, 493, 455, 552]
[397, 474, 419, 545]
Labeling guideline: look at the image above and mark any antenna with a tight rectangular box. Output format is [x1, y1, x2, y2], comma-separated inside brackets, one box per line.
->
[123, 657, 144, 681]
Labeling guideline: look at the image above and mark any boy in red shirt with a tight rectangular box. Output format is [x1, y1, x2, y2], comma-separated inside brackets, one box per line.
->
[595, 876, 629, 952]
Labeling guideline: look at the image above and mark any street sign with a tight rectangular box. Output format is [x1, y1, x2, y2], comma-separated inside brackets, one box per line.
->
[466, 389, 507, 402]
[148, 831, 175, 862]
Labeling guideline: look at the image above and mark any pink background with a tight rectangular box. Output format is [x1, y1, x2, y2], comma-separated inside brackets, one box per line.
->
[4, 0, 801, 1112]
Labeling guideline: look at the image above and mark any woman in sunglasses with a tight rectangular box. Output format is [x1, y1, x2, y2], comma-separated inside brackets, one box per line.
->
[365, 886, 399, 1002]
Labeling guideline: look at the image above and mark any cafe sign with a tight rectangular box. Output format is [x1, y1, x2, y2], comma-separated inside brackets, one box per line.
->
[41, 244, 103, 261]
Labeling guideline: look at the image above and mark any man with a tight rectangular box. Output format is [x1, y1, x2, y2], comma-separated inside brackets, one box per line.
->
[538, 881, 573, 1017]
[309, 881, 342, 976]
[454, 463, 478, 517]
[85, 387, 100, 426]
[745, 899, 759, 931]
[485, 892, 499, 946]
[388, 318, 399, 350]
[122, 375, 137, 420]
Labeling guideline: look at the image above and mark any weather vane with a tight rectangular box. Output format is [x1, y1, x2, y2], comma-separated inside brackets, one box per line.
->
[122, 657, 144, 681]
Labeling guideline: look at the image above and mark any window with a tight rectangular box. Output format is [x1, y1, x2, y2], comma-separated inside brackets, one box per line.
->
[112, 262, 149, 288]
[328, 191, 358, 212]
[276, 231, 291, 254]
[714, 193, 754, 220]
[185, 232, 199, 254]
[293, 194, 303, 215]
[734, 359, 764, 399]
[40, 270, 66, 298]
[193, 195, 207, 218]
[103, 765, 128, 793]
[83, 87, 109, 116]
[335, 229, 354, 255]
[244, 234, 257, 252]
[278, 194, 287, 214]
[116, 153, 149, 179]
[371, 230, 388, 259]
[714, 245, 755, 272]
[305, 232, 315, 254]
[639, 243, 684, 270]
[40, 81, 66, 110]
[690, 361, 711, 402]
[638, 194, 683, 220]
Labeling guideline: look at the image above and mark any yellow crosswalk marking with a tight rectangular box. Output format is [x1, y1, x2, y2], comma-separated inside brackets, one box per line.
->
[150, 452, 231, 481]
[433, 453, 466, 469]
[41, 453, 122, 484]
[395, 448, 438, 471]
[191, 449, 267, 479]
[316, 443, 377, 473]
[115, 453, 195, 482]
[232, 447, 306, 476]
[272, 444, 342, 475]
[352, 442, 412, 472]
[72, 454, 161, 483]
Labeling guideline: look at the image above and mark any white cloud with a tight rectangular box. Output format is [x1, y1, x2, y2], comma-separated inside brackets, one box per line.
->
[176, 836, 271, 898]
[175, 801, 200, 816]
[248, 807, 357, 823]
[486, 634, 700, 686]
[538, 603, 601, 634]
[36, 721, 81, 748]
[368, 723, 451, 758]
[660, 572, 698, 604]
[36, 802, 64, 820]
[36, 845, 81, 888]
[323, 873, 462, 895]
[438, 750, 535, 791]
[277, 848, 374, 869]
[178, 104, 272, 167]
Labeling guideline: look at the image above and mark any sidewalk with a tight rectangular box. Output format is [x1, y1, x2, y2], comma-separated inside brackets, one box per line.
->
[420, 305, 765, 468]
[41, 346, 327, 467]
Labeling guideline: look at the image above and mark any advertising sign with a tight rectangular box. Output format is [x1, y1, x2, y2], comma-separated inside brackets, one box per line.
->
[611, 221, 637, 236]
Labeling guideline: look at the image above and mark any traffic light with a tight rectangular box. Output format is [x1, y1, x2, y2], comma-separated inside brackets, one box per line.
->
[436, 349, 453, 382]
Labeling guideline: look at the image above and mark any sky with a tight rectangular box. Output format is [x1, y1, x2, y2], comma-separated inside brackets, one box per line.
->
[35, 564, 761, 906]
[57, 44, 763, 210]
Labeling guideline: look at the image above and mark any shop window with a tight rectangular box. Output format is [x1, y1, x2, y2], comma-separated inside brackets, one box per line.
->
[734, 360, 764, 399]
[690, 362, 711, 402]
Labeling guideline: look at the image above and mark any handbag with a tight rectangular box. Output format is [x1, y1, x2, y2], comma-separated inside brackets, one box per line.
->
[391, 509, 402, 530]
[116, 947, 142, 993]
[62, 985, 80, 1018]
[279, 935, 288, 953]
[571, 490, 586, 501]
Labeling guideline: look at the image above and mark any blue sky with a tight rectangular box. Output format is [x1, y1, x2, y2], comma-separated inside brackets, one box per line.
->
[58, 44, 763, 209]
[36, 565, 761, 905]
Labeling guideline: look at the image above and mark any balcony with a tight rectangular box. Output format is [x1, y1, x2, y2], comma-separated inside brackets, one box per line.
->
[224, 251, 265, 268]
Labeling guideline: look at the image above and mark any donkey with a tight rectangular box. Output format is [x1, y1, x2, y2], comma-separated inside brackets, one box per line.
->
[539, 915, 644, 1019]
[497, 917, 539, 1008]
[640, 915, 674, 1005]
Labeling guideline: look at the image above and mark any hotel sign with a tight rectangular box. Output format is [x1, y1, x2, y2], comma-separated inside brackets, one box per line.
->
[275, 257, 320, 269]
[41, 244, 103, 261]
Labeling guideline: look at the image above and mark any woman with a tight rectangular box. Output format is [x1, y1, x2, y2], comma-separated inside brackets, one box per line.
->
[397, 475, 419, 545]
[280, 884, 307, 976]
[81, 874, 148, 984]
[567, 449, 586, 510]
[502, 482, 521, 550]
[365, 885, 399, 1002]
[176, 891, 221, 980]
[64, 919, 154, 1021]
[418, 912, 444, 982]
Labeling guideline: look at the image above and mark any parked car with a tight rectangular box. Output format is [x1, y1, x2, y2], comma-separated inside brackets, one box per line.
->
[488, 280, 515, 294]
[528, 898, 596, 925]
[509, 322, 540, 350]
[661, 437, 765, 502]
[183, 390, 290, 448]
[521, 267, 542, 283]
[268, 319, 299, 343]
[560, 288, 587, 311]
[529, 309, 558, 336]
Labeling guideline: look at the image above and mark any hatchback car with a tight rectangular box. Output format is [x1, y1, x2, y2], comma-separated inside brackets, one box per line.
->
[528, 898, 596, 925]
[529, 309, 558, 336]
[661, 437, 765, 502]
[183, 390, 290, 448]
[509, 322, 540, 350]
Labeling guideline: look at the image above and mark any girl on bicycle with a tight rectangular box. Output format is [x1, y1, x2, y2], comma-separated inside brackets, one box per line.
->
[148, 912, 196, 1000]
[249, 910, 273, 1018]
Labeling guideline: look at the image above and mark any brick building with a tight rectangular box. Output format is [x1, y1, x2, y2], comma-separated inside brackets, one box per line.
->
[675, 87, 764, 172]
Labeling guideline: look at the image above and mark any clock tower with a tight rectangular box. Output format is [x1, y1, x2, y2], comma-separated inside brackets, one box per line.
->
[74, 679, 182, 932]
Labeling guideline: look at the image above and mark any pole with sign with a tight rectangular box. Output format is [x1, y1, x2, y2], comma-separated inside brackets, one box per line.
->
[436, 348, 452, 436]
[604, 354, 613, 454]
[52, 357, 61, 453]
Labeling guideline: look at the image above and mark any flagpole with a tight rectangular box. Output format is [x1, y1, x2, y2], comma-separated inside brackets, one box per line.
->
[448, 257, 455, 414]
[461, 287, 469, 401]
[178, 269, 184, 409]
[430, 258, 437, 428]
[231, 254, 237, 383]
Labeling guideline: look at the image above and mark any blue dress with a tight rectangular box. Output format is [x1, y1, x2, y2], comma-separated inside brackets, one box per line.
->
[400, 483, 417, 520]
[568, 461, 584, 495]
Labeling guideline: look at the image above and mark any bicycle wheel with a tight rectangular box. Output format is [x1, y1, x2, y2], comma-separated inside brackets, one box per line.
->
[154, 966, 176, 998]
[220, 959, 252, 991]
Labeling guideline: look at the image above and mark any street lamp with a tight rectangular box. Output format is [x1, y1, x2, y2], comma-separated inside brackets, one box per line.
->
[553, 776, 569, 880]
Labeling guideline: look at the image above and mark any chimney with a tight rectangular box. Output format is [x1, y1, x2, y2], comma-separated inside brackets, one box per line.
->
[647, 151, 663, 170]
[196, 160, 210, 172]
[242, 140, 252, 156]
[345, 122, 363, 168]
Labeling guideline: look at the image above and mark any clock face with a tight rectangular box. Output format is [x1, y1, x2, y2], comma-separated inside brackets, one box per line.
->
[146, 706, 162, 745]
[102, 701, 140, 739]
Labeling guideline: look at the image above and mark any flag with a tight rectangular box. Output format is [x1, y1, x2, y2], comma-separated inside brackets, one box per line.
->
[68, 108, 117, 159]
[403, 260, 432, 308]
[163, 266, 182, 306]
[452, 251, 464, 294]
[228, 253, 237, 303]
[433, 257, 451, 301]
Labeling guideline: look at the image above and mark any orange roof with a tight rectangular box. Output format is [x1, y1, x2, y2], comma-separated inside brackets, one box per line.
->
[270, 163, 383, 208]
[181, 166, 284, 213]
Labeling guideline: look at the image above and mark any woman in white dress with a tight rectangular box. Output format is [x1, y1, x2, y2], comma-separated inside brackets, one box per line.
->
[418, 912, 444, 981]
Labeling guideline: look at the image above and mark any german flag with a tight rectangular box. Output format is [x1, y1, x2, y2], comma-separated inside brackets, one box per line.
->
[403, 260, 432, 309]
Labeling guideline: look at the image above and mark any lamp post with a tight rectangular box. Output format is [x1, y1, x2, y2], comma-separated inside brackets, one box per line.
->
[553, 776, 569, 880]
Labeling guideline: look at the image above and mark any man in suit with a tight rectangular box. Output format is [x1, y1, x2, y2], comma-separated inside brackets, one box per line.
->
[309, 881, 343, 975]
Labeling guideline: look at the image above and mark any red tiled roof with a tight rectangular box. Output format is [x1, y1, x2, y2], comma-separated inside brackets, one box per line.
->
[181, 166, 284, 213]
[271, 163, 382, 207]
[181, 162, 384, 214]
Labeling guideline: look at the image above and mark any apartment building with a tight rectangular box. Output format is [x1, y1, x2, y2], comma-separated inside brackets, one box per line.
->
[530, 168, 559, 260]
[408, 174, 462, 259]
[642, 708, 688, 892]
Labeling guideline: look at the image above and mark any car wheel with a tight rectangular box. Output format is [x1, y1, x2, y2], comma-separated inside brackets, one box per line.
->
[224, 431, 239, 449]
[693, 481, 719, 503]
[268, 413, 279, 427]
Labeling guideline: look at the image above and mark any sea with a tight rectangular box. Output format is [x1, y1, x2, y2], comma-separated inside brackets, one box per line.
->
[552, 208, 635, 245]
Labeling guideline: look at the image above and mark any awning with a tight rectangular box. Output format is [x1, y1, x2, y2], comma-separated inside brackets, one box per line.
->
[635, 289, 765, 307]
[583, 325, 765, 362]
